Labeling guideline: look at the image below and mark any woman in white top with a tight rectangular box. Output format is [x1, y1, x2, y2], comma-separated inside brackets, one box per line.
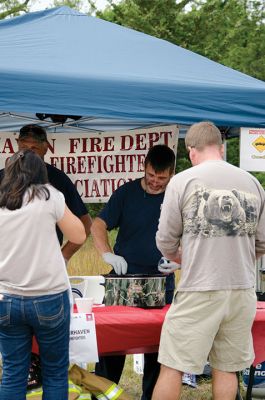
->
[0, 149, 86, 400]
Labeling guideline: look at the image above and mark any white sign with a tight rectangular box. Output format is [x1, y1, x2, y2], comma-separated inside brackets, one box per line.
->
[240, 127, 265, 171]
[0, 125, 178, 203]
[69, 313, 99, 364]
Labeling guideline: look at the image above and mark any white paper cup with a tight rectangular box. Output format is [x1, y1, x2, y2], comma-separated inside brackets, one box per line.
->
[75, 297, 94, 313]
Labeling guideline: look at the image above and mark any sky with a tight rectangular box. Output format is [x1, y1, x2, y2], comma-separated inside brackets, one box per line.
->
[30, 0, 112, 12]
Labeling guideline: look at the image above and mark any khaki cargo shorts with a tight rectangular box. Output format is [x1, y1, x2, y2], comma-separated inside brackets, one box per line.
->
[158, 289, 256, 374]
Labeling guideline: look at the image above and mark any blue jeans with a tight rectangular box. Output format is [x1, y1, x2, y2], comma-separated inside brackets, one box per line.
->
[0, 290, 70, 400]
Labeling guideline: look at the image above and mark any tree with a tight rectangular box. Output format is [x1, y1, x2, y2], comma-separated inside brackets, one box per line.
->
[52, 0, 88, 10]
[176, 0, 265, 81]
[93, 0, 191, 44]
[91, 0, 265, 184]
[94, 0, 265, 80]
[1, 0, 264, 185]
[0, 0, 30, 19]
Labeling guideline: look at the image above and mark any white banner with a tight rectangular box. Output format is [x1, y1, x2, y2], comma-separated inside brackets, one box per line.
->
[0, 125, 178, 203]
[240, 127, 265, 171]
[69, 313, 99, 364]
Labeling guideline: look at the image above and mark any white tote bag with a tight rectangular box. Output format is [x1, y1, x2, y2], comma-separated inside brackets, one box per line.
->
[69, 313, 99, 364]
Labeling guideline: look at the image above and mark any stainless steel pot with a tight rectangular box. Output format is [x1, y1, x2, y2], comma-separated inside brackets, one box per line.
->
[103, 274, 166, 308]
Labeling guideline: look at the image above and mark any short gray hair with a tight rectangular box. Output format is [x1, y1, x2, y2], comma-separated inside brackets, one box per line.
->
[185, 121, 222, 151]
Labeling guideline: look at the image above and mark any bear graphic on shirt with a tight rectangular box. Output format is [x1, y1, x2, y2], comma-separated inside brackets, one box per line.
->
[183, 186, 259, 237]
[202, 189, 246, 235]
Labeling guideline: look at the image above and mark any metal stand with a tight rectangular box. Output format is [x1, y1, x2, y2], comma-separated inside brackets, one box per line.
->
[245, 365, 256, 400]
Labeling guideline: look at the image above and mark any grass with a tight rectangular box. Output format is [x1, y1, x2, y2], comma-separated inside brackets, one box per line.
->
[119, 356, 214, 400]
[67, 235, 114, 277]
[68, 236, 241, 399]
[87, 355, 214, 399]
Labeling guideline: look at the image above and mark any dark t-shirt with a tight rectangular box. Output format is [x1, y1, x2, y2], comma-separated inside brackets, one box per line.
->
[0, 163, 88, 245]
[46, 164, 88, 245]
[99, 178, 174, 295]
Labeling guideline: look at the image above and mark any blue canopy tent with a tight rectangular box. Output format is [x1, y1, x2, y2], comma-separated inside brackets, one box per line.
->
[0, 6, 264, 135]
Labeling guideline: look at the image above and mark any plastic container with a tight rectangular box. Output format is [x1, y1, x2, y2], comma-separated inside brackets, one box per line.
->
[75, 297, 94, 313]
[69, 275, 105, 305]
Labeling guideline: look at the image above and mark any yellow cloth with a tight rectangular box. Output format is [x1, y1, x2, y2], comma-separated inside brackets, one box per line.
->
[69, 364, 133, 400]
[26, 380, 82, 400]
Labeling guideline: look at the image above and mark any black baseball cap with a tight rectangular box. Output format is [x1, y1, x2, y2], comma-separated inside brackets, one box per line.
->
[19, 124, 48, 142]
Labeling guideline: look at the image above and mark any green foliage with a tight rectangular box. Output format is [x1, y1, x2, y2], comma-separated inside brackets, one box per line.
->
[226, 137, 240, 167]
[176, 139, 192, 173]
[1, 1, 264, 188]
[86, 202, 104, 219]
[0, 0, 30, 18]
[94, 0, 189, 43]
[94, 0, 265, 80]
[176, 0, 265, 80]
[53, 0, 88, 10]
[89, 0, 265, 187]
[252, 172, 265, 188]
[226, 137, 265, 187]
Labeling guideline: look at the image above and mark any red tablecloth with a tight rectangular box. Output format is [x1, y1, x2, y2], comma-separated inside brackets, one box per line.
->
[33, 302, 265, 365]
[252, 301, 265, 366]
[93, 303, 265, 365]
[93, 305, 170, 355]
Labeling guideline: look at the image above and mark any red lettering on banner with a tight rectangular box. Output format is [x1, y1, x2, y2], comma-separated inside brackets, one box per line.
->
[69, 138, 80, 153]
[120, 131, 174, 151]
[137, 154, 145, 172]
[77, 156, 86, 173]
[75, 178, 133, 199]
[126, 154, 137, 172]
[66, 157, 76, 174]
[100, 179, 112, 197]
[47, 139, 55, 154]
[103, 155, 114, 173]
[120, 135, 133, 151]
[50, 156, 65, 171]
[103, 136, 115, 151]
[115, 155, 126, 172]
[90, 180, 101, 197]
[84, 179, 91, 198]
[0, 138, 15, 154]
[249, 130, 265, 135]
[51, 154, 146, 174]
[135, 133, 146, 150]
[69, 136, 115, 153]
[96, 156, 103, 173]
[116, 178, 127, 188]
[75, 179, 83, 196]
[159, 131, 173, 146]
[81, 138, 88, 153]
[86, 156, 97, 173]
[148, 132, 160, 147]
[90, 137, 101, 153]
[0, 126, 177, 204]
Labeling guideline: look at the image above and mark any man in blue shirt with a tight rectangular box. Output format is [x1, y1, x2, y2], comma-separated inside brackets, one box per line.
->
[91, 144, 178, 400]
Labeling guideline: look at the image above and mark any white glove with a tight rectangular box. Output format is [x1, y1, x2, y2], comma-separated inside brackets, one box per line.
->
[103, 252, 128, 275]
[158, 257, 181, 274]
